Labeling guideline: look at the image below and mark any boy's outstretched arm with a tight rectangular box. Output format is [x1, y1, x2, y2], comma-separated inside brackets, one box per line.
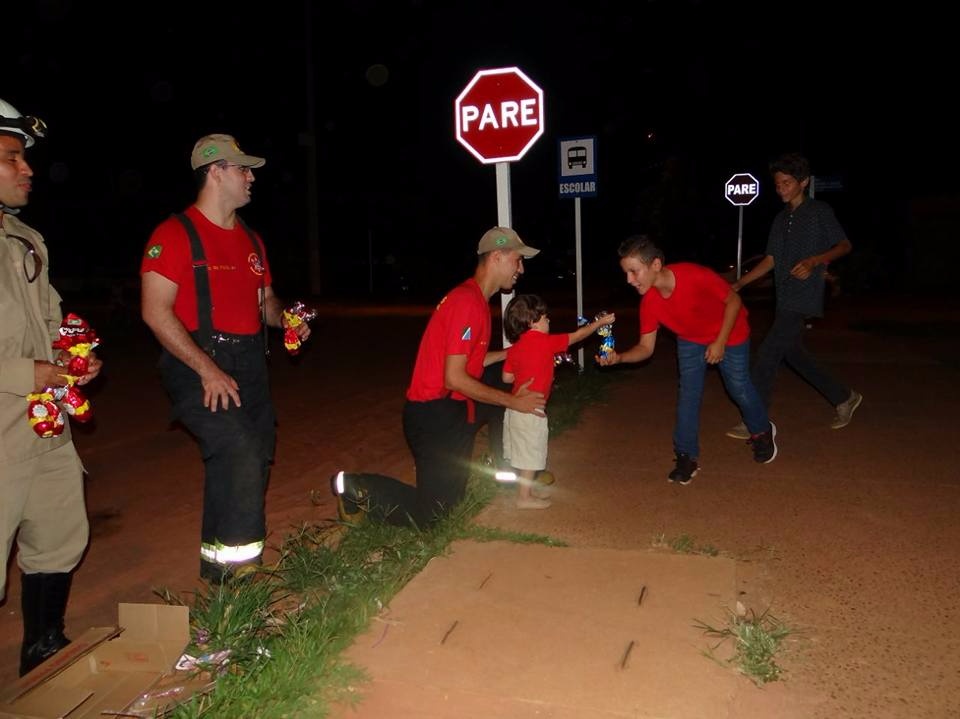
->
[732, 255, 774, 291]
[596, 329, 657, 366]
[567, 312, 616, 346]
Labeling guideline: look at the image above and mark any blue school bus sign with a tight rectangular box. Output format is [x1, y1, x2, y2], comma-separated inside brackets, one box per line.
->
[558, 136, 597, 198]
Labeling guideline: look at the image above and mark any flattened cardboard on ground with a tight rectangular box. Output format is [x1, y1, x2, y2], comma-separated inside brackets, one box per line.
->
[0, 603, 213, 719]
[338, 540, 741, 719]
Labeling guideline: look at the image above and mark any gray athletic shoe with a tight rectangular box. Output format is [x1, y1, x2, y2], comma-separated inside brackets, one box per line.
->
[831, 390, 863, 429]
[725, 422, 750, 440]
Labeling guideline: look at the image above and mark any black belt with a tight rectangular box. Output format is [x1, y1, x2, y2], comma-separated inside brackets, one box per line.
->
[209, 332, 262, 346]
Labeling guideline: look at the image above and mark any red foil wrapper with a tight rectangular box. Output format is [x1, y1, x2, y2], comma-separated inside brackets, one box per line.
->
[27, 393, 65, 438]
[57, 384, 93, 423]
[282, 302, 318, 355]
[52, 313, 99, 351]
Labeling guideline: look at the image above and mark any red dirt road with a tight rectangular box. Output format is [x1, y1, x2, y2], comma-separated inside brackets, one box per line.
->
[1, 292, 958, 718]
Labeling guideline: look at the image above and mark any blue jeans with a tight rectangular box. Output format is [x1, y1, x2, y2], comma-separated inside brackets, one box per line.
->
[675, 339, 769, 458]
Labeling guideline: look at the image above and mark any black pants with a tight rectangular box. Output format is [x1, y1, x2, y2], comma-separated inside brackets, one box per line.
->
[752, 309, 849, 410]
[356, 398, 474, 527]
[358, 363, 508, 528]
[158, 336, 276, 575]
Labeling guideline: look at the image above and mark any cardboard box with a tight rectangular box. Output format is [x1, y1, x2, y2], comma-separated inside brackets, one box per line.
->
[0, 603, 215, 718]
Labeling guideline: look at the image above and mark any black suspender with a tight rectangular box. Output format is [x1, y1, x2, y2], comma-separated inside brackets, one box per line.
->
[174, 213, 214, 354]
[173, 212, 269, 356]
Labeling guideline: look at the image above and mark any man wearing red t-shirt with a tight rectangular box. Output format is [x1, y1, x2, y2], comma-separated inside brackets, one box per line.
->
[140, 134, 309, 582]
[597, 235, 777, 484]
[332, 227, 547, 526]
[502, 294, 614, 508]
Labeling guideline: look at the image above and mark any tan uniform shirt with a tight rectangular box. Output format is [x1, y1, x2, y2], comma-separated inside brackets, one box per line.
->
[0, 213, 72, 464]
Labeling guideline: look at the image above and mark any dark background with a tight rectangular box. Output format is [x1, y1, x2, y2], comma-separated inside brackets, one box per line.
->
[5, 0, 957, 307]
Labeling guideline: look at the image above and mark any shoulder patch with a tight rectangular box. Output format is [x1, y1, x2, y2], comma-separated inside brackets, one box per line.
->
[146, 244, 162, 259]
[461, 326, 472, 341]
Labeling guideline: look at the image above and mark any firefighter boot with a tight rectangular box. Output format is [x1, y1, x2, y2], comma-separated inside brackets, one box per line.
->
[332, 471, 418, 525]
[20, 571, 72, 676]
[331, 471, 369, 525]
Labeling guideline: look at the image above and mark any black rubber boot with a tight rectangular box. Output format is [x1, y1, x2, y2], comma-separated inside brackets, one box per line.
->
[19, 572, 73, 676]
[330, 471, 370, 525]
[199, 557, 262, 585]
[330, 471, 416, 525]
[199, 559, 232, 584]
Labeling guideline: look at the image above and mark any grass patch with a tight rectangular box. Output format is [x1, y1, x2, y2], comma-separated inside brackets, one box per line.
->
[461, 523, 567, 546]
[654, 536, 788, 684]
[694, 606, 792, 685]
[653, 532, 720, 557]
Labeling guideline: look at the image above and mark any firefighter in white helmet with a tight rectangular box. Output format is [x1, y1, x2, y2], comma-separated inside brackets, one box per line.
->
[0, 97, 102, 675]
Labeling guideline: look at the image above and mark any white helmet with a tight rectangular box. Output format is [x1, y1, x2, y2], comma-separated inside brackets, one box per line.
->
[0, 98, 46, 148]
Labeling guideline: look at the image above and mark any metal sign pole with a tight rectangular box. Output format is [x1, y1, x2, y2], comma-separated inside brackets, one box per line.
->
[736, 205, 744, 280]
[496, 161, 513, 348]
[724, 172, 759, 281]
[574, 197, 584, 370]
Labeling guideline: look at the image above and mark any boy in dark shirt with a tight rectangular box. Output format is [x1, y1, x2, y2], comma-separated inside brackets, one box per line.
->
[727, 153, 861, 439]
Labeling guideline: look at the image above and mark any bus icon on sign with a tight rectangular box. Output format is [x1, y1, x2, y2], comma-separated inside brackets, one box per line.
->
[567, 146, 588, 169]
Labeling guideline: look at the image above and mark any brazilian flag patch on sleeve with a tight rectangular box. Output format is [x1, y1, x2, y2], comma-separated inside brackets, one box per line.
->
[147, 244, 162, 259]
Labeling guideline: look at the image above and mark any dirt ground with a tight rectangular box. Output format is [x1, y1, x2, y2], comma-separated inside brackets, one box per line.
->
[1, 291, 958, 718]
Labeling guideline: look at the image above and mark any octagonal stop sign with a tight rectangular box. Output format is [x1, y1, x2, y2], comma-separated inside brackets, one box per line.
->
[455, 67, 544, 164]
[725, 173, 760, 206]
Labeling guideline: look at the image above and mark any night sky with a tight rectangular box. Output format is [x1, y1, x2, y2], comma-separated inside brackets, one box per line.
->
[6, 0, 955, 302]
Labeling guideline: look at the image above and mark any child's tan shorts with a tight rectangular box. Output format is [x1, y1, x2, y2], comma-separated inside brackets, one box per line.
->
[503, 408, 549, 471]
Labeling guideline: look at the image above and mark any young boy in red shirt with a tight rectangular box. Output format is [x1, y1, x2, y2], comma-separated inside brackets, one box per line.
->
[502, 295, 615, 508]
[597, 235, 776, 484]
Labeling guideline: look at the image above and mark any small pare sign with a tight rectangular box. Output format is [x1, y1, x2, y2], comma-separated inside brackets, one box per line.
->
[727, 180, 757, 196]
[724, 173, 760, 206]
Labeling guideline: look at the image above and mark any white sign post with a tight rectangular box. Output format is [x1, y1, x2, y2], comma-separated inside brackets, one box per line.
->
[455, 67, 545, 347]
[558, 136, 597, 370]
[724, 172, 760, 279]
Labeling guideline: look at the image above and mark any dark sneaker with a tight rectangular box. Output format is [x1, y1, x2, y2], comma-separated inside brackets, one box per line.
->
[725, 422, 750, 440]
[831, 390, 863, 429]
[330, 471, 368, 525]
[748, 421, 778, 464]
[668, 453, 699, 485]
